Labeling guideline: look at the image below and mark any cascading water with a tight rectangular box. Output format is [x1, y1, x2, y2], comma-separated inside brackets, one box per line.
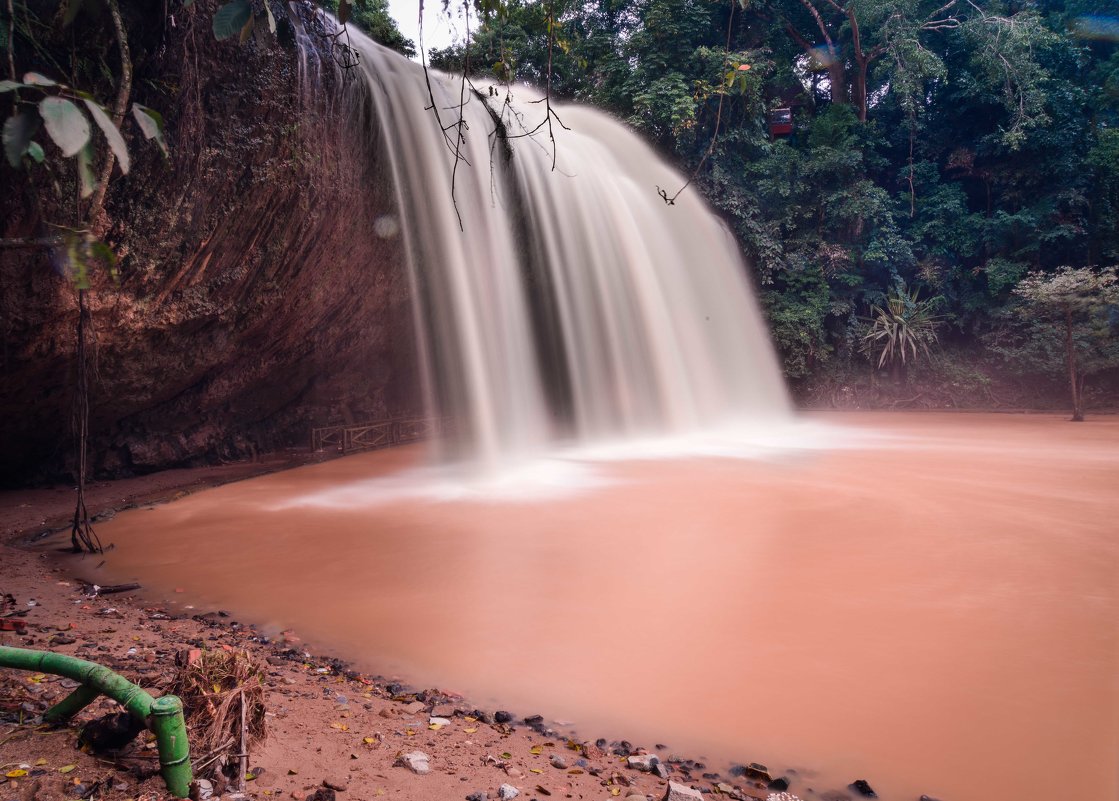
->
[306, 23, 791, 468]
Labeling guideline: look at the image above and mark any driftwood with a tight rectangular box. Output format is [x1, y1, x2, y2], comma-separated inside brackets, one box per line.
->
[88, 583, 142, 596]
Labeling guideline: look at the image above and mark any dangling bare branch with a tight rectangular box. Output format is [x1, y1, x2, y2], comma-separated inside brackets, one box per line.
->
[659, 0, 736, 205]
[448, 0, 472, 230]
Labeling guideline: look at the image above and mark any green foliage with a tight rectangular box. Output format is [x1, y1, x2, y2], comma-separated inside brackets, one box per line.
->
[990, 267, 1119, 416]
[446, 0, 1118, 397]
[319, 0, 416, 55]
[861, 282, 943, 371]
[212, 0, 252, 41]
[764, 267, 832, 379]
[2, 73, 164, 180]
[3, 110, 40, 168]
[131, 104, 169, 157]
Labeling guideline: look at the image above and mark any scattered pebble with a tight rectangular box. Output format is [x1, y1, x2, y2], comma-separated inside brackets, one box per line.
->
[663, 781, 704, 801]
[395, 751, 431, 775]
[627, 754, 660, 772]
[498, 783, 519, 800]
[549, 755, 567, 770]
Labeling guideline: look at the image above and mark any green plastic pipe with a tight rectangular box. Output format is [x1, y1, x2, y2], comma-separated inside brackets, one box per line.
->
[0, 645, 192, 797]
[44, 683, 101, 724]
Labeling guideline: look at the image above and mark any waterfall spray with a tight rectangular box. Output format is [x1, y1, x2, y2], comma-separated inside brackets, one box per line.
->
[304, 24, 791, 468]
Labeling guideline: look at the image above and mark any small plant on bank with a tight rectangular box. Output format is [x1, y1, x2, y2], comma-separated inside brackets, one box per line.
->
[861, 282, 943, 384]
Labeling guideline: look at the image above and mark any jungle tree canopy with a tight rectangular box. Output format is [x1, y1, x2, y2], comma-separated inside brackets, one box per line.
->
[433, 0, 1119, 405]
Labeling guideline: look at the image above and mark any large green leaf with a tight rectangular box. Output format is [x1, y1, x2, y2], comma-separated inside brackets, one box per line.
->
[239, 12, 256, 43]
[213, 0, 252, 41]
[3, 112, 40, 168]
[81, 99, 130, 174]
[77, 142, 96, 198]
[39, 97, 90, 157]
[131, 103, 168, 157]
[23, 72, 57, 87]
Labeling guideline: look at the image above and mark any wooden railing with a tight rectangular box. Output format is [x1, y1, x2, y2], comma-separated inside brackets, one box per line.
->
[311, 417, 451, 454]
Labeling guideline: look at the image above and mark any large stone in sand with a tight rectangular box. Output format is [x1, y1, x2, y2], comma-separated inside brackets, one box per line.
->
[395, 751, 431, 775]
[663, 782, 703, 801]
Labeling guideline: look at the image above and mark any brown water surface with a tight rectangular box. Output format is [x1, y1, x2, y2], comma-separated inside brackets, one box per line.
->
[94, 413, 1119, 801]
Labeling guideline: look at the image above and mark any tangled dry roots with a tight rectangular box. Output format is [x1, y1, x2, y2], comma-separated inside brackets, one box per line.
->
[171, 649, 267, 778]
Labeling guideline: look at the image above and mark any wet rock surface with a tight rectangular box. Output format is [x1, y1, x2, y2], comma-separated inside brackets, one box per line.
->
[849, 779, 877, 797]
[0, 0, 419, 485]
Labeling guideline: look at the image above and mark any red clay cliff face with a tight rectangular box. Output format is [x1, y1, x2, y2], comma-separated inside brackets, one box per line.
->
[0, 3, 421, 484]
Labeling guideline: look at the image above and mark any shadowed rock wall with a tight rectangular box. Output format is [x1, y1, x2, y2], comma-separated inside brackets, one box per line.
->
[0, 2, 421, 485]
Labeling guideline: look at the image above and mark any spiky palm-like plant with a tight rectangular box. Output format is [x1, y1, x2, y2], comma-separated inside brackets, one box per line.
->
[862, 283, 942, 382]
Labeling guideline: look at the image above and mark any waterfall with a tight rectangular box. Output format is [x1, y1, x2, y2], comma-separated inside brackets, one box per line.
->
[312, 26, 792, 467]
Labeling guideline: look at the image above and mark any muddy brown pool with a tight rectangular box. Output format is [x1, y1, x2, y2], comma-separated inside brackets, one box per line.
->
[92, 412, 1119, 801]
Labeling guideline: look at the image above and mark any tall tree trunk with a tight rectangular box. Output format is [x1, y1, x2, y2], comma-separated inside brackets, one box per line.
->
[828, 60, 848, 106]
[851, 58, 868, 121]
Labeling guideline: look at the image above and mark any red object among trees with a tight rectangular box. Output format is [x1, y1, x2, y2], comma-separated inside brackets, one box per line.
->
[769, 107, 793, 137]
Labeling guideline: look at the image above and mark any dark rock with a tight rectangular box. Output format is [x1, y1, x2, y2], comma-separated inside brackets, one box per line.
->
[304, 789, 335, 801]
[524, 714, 544, 726]
[767, 778, 789, 792]
[919, 796, 943, 801]
[471, 709, 494, 724]
[744, 764, 770, 781]
[848, 779, 877, 798]
[728, 766, 747, 777]
[596, 738, 608, 749]
[466, 794, 487, 801]
[79, 712, 144, 752]
[494, 711, 514, 724]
